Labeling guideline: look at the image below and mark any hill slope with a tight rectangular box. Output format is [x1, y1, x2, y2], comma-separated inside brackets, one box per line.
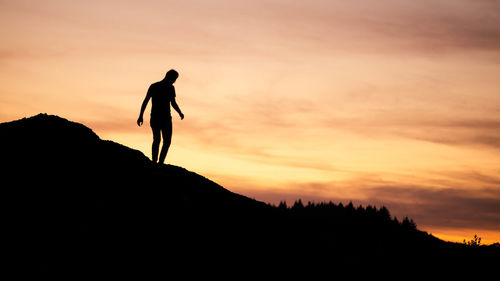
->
[1, 114, 497, 275]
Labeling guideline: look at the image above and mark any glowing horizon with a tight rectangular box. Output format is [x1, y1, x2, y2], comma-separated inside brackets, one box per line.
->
[1, 0, 500, 244]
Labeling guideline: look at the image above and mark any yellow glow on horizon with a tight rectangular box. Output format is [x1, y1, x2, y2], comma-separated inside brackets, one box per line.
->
[431, 228, 500, 246]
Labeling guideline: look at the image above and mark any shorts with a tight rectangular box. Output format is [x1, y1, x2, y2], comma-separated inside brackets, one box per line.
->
[150, 116, 172, 129]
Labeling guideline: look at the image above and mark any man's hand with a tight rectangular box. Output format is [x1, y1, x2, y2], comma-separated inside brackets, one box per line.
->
[137, 116, 143, 126]
[180, 113, 184, 120]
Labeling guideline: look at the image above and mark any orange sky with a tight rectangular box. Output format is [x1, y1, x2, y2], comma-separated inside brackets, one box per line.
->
[1, 0, 500, 244]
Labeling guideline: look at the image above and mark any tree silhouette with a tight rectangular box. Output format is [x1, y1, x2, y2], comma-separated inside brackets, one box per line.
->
[463, 234, 482, 247]
[401, 216, 417, 230]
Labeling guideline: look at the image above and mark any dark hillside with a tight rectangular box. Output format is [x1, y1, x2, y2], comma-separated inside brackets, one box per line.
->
[1, 114, 497, 275]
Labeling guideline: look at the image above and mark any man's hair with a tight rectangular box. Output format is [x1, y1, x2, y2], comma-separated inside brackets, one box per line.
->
[165, 69, 179, 80]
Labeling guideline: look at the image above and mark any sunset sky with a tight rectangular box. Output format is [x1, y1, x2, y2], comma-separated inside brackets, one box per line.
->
[1, 0, 500, 244]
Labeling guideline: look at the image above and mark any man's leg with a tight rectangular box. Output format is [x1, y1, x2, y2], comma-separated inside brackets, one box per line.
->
[151, 126, 161, 163]
[158, 121, 172, 164]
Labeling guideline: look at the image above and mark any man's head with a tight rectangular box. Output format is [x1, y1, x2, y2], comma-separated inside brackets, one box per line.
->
[165, 69, 179, 84]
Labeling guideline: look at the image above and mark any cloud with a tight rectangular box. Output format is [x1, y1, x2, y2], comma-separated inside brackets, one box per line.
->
[3, 0, 500, 61]
[240, 178, 500, 232]
[359, 0, 500, 53]
[428, 170, 500, 188]
[252, 0, 500, 57]
[171, 111, 341, 173]
[401, 118, 500, 150]
[363, 185, 500, 230]
[319, 112, 500, 151]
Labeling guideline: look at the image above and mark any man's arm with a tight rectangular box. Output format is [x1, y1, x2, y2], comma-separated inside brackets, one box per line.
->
[137, 88, 152, 126]
[171, 97, 184, 120]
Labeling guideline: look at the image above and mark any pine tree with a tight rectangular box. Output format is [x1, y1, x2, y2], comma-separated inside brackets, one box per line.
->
[292, 199, 304, 210]
[278, 201, 288, 210]
[401, 217, 417, 230]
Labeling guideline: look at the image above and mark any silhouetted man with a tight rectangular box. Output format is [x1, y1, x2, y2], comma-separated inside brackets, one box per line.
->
[137, 69, 184, 164]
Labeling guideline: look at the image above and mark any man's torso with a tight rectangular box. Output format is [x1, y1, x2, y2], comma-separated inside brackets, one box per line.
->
[150, 81, 175, 119]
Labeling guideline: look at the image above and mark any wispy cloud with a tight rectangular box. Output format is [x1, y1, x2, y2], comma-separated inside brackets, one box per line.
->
[354, 0, 500, 53]
[318, 112, 500, 151]
[393, 118, 500, 150]
[363, 185, 500, 230]
[240, 178, 500, 232]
